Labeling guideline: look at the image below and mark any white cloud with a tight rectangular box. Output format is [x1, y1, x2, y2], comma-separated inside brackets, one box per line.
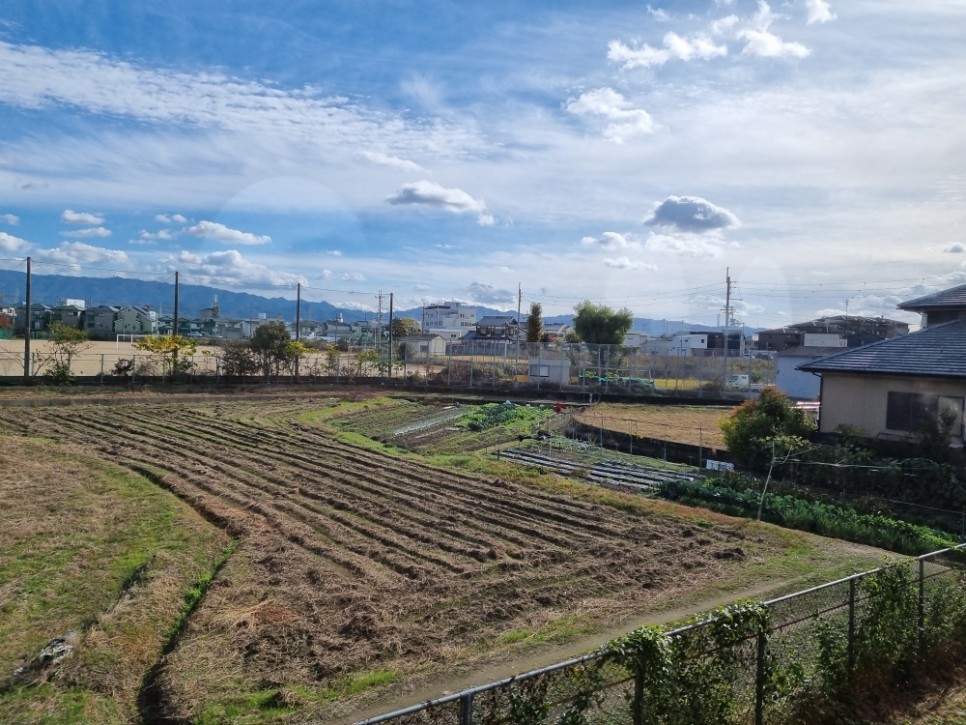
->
[165, 249, 301, 288]
[184, 220, 271, 245]
[0, 231, 29, 251]
[738, 28, 810, 58]
[137, 229, 174, 242]
[318, 269, 333, 280]
[646, 5, 669, 21]
[644, 196, 740, 232]
[386, 180, 494, 226]
[360, 150, 427, 174]
[155, 213, 187, 224]
[581, 232, 640, 251]
[60, 226, 111, 239]
[467, 281, 515, 305]
[644, 232, 727, 258]
[0, 213, 19, 225]
[944, 243, 965, 253]
[738, 1, 811, 58]
[341, 271, 366, 282]
[34, 241, 130, 268]
[711, 15, 739, 34]
[325, 249, 343, 256]
[607, 32, 727, 70]
[566, 88, 654, 142]
[61, 209, 104, 224]
[805, 0, 836, 25]
[603, 257, 658, 271]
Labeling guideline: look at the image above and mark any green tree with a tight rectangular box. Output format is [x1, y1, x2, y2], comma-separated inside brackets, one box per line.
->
[43, 321, 92, 385]
[390, 317, 421, 338]
[526, 302, 543, 343]
[720, 387, 815, 471]
[218, 340, 259, 377]
[572, 300, 633, 345]
[133, 335, 198, 377]
[250, 321, 291, 376]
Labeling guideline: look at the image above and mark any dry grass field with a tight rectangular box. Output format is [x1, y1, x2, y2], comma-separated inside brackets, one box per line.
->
[0, 391, 898, 723]
[573, 402, 733, 450]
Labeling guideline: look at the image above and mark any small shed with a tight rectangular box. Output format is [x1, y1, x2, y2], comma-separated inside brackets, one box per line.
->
[527, 356, 571, 386]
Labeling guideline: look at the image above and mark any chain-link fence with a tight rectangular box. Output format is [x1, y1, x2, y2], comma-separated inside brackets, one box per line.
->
[356, 544, 966, 725]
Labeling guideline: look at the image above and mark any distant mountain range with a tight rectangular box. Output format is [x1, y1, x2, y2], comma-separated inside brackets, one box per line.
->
[0, 270, 755, 336]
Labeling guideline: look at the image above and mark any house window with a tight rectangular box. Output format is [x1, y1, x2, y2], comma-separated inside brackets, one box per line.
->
[885, 391, 935, 432]
[528, 364, 550, 378]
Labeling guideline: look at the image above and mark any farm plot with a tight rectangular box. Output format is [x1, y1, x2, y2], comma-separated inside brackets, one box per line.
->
[328, 397, 560, 455]
[574, 403, 733, 450]
[0, 397, 886, 723]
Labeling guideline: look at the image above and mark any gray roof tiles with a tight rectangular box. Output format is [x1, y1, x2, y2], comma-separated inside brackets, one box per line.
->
[899, 283, 966, 311]
[799, 319, 966, 378]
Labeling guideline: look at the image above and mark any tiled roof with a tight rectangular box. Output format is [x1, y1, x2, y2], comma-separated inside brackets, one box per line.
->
[899, 283, 966, 311]
[799, 319, 966, 378]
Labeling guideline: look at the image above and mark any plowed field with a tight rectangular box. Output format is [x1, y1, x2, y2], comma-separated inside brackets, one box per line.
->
[0, 394, 888, 723]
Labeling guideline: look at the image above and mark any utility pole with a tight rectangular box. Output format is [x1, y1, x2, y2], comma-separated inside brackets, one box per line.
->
[516, 283, 522, 383]
[23, 256, 31, 380]
[723, 267, 731, 389]
[173, 271, 180, 337]
[387, 292, 394, 378]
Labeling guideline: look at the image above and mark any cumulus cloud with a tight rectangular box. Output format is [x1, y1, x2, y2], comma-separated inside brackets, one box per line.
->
[805, 0, 836, 24]
[646, 5, 669, 21]
[738, 1, 810, 58]
[34, 241, 130, 267]
[603, 257, 658, 271]
[341, 271, 366, 282]
[607, 32, 727, 70]
[0, 213, 19, 225]
[360, 150, 427, 174]
[155, 213, 187, 224]
[467, 281, 515, 305]
[60, 226, 111, 239]
[644, 196, 740, 232]
[165, 249, 302, 288]
[136, 229, 174, 242]
[0, 231, 29, 251]
[318, 269, 333, 280]
[566, 88, 654, 142]
[581, 232, 640, 251]
[184, 220, 271, 245]
[944, 243, 965, 253]
[386, 180, 494, 226]
[61, 209, 104, 224]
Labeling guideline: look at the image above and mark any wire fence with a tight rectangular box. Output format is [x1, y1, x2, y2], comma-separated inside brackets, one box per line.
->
[355, 543, 966, 725]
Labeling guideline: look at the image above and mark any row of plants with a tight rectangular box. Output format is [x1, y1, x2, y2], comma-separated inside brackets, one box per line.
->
[658, 475, 952, 555]
[462, 562, 966, 724]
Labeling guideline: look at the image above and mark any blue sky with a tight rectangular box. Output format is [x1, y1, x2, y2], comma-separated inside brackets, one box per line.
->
[0, 0, 963, 327]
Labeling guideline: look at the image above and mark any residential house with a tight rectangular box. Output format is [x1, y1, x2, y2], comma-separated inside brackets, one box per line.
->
[50, 300, 86, 330]
[85, 305, 120, 340]
[472, 315, 520, 340]
[114, 305, 158, 335]
[800, 285, 966, 444]
[758, 315, 908, 352]
[13, 303, 52, 335]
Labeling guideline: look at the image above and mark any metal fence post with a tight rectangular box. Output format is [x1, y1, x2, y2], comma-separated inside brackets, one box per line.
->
[755, 629, 767, 725]
[918, 558, 926, 655]
[458, 691, 474, 725]
[847, 577, 856, 674]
